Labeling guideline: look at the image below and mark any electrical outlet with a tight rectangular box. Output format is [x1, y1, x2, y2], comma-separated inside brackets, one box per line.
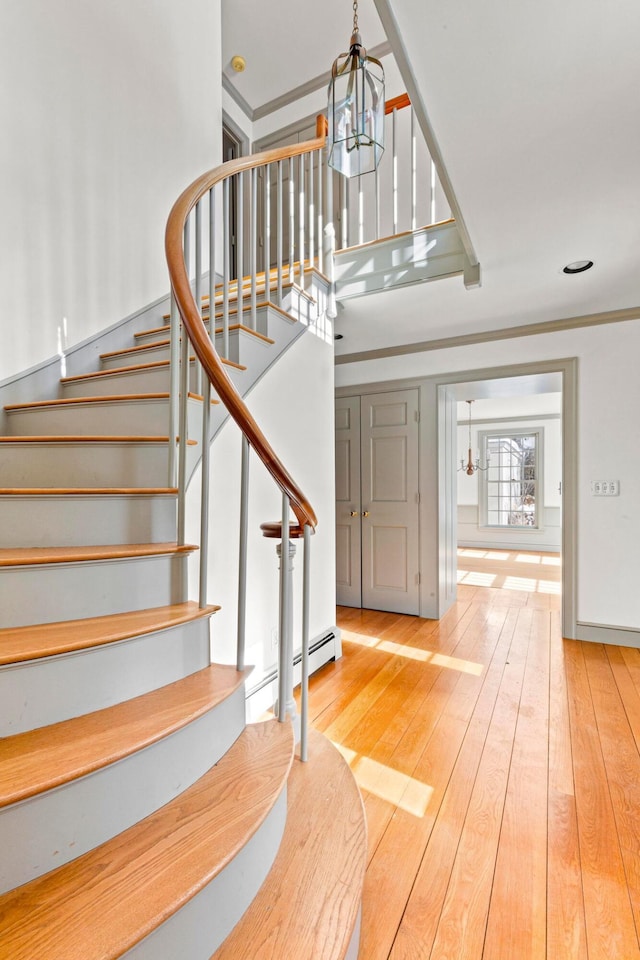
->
[591, 480, 620, 496]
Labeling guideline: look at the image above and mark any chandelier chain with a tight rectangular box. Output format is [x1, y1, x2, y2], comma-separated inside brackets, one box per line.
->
[353, 0, 359, 33]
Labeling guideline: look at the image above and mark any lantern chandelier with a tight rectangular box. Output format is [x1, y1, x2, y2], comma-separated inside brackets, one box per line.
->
[327, 0, 385, 178]
[459, 401, 490, 476]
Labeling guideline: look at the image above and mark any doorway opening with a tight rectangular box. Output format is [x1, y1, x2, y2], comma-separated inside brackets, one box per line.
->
[222, 119, 246, 281]
[437, 362, 575, 639]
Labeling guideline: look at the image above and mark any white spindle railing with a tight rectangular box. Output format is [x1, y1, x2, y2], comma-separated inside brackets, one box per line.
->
[165, 97, 448, 761]
[165, 118, 327, 762]
[332, 93, 450, 249]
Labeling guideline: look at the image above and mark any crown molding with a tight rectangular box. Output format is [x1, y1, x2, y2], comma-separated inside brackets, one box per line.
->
[335, 305, 640, 365]
[222, 41, 393, 124]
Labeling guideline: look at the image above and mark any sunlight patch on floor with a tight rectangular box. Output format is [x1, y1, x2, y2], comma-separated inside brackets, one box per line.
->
[538, 580, 561, 594]
[430, 652, 484, 676]
[457, 569, 497, 587]
[342, 632, 484, 675]
[458, 549, 511, 561]
[331, 741, 434, 817]
[340, 630, 381, 648]
[503, 576, 538, 592]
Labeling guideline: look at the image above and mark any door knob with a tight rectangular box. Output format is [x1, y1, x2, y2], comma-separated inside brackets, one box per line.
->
[362, 511, 370, 517]
[350, 511, 359, 517]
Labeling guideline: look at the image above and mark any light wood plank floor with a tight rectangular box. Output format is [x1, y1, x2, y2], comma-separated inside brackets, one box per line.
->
[303, 549, 640, 959]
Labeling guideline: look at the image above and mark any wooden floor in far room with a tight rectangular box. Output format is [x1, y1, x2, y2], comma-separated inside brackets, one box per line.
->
[300, 548, 640, 959]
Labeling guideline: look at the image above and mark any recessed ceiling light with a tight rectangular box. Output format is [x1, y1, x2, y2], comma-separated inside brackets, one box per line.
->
[562, 260, 594, 274]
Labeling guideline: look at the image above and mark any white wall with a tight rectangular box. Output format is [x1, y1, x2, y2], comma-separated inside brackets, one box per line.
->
[336, 318, 640, 635]
[186, 325, 337, 683]
[0, 0, 222, 381]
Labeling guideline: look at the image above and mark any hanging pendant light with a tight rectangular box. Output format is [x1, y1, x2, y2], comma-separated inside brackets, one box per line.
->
[458, 400, 490, 475]
[327, 0, 385, 178]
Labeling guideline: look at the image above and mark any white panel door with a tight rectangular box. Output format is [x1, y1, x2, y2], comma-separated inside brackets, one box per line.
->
[361, 390, 420, 615]
[335, 396, 362, 607]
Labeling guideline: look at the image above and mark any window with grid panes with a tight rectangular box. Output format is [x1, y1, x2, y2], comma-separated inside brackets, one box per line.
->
[480, 430, 541, 528]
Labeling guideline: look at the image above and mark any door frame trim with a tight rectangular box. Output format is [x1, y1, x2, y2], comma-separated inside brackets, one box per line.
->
[336, 356, 578, 638]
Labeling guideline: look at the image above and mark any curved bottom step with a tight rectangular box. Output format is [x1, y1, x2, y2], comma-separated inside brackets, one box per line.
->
[212, 729, 367, 960]
[0, 720, 294, 960]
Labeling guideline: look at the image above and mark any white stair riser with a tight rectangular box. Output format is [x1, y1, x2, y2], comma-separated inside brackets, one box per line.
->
[0, 685, 245, 893]
[213, 326, 275, 365]
[131, 288, 313, 346]
[0, 494, 177, 547]
[61, 362, 244, 399]
[6, 399, 171, 437]
[0, 617, 211, 736]
[5, 397, 209, 439]
[0, 442, 172, 488]
[0, 552, 189, 627]
[101, 342, 171, 370]
[135, 325, 208, 347]
[124, 792, 286, 960]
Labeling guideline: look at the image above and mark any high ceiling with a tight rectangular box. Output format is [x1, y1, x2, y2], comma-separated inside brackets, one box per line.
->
[222, 0, 640, 358]
[221, 0, 387, 112]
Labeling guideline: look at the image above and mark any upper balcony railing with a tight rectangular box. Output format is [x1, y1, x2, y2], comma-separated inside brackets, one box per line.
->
[332, 93, 451, 250]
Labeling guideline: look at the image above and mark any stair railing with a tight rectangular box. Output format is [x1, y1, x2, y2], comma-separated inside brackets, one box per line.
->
[333, 92, 451, 249]
[165, 116, 328, 762]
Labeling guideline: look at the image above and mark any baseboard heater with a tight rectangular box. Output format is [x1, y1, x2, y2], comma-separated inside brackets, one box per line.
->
[246, 632, 336, 698]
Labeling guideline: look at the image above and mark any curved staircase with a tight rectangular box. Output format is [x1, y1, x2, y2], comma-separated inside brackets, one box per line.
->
[0, 123, 366, 958]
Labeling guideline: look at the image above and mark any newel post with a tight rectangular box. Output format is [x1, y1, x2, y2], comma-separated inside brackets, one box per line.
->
[260, 500, 300, 736]
[276, 534, 297, 727]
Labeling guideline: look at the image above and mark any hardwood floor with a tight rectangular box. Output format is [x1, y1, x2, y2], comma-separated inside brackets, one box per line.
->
[302, 549, 640, 959]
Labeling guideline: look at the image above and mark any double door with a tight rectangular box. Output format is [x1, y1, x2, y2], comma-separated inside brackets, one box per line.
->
[335, 389, 420, 615]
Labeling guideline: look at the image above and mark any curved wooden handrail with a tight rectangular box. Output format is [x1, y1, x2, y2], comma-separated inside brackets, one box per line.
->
[166, 116, 327, 530]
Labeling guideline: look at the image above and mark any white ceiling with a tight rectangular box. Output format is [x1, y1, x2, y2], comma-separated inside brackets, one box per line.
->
[222, 0, 640, 357]
[221, 0, 387, 110]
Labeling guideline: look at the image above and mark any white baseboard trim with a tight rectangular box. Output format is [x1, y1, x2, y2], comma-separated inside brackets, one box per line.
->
[245, 626, 341, 721]
[457, 539, 561, 554]
[576, 621, 640, 648]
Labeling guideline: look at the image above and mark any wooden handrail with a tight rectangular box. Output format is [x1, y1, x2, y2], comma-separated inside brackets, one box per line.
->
[386, 92, 411, 114]
[165, 115, 326, 529]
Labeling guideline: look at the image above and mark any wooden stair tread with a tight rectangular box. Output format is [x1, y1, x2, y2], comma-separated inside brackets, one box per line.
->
[0, 601, 218, 666]
[157, 279, 317, 323]
[0, 720, 293, 960]
[0, 663, 248, 807]
[136, 320, 278, 343]
[61, 355, 245, 382]
[209, 274, 317, 301]
[0, 487, 178, 495]
[0, 541, 197, 568]
[211, 302, 296, 327]
[4, 392, 218, 412]
[217, 322, 275, 344]
[212, 729, 366, 960]
[0, 435, 192, 444]
[155, 278, 316, 318]
[103, 323, 275, 361]
[100, 339, 170, 360]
